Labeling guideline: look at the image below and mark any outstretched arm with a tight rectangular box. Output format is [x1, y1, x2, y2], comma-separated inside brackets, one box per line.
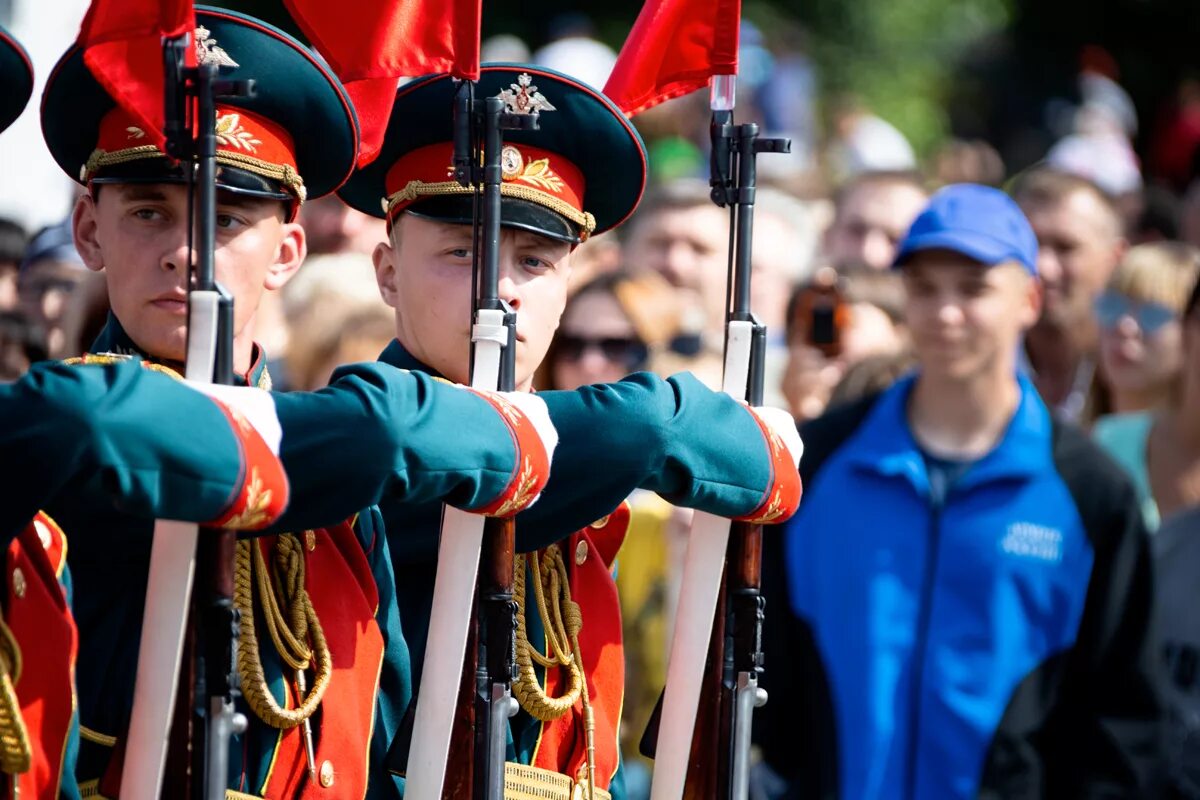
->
[519, 371, 801, 551]
[0, 360, 289, 539]
[269, 362, 552, 532]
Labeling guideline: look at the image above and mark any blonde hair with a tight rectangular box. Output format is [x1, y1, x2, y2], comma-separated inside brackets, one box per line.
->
[1106, 242, 1200, 314]
[1082, 241, 1200, 424]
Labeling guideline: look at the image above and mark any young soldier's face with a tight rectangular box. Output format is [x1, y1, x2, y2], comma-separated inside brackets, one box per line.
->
[902, 250, 1040, 383]
[373, 213, 572, 389]
[73, 183, 304, 366]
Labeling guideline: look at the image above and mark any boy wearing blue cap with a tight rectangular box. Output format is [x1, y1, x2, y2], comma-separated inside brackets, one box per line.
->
[757, 184, 1158, 799]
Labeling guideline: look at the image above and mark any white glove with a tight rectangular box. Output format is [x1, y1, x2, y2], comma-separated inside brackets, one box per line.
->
[748, 405, 804, 470]
[184, 381, 283, 456]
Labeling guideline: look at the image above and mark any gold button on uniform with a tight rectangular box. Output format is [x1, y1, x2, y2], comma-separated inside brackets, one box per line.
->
[589, 514, 610, 530]
[305, 530, 317, 552]
[319, 759, 335, 788]
[575, 540, 588, 566]
[11, 568, 25, 599]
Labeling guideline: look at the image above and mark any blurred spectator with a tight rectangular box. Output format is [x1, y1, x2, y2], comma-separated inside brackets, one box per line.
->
[287, 301, 396, 391]
[1134, 184, 1183, 243]
[544, 272, 680, 390]
[0, 217, 27, 311]
[531, 13, 616, 89]
[55, 270, 108, 360]
[1045, 46, 1142, 201]
[1149, 78, 1200, 192]
[300, 194, 387, 257]
[282, 252, 389, 390]
[18, 219, 87, 358]
[1085, 242, 1199, 425]
[621, 181, 722, 358]
[1013, 168, 1127, 421]
[827, 348, 918, 409]
[480, 33, 531, 63]
[0, 308, 47, 380]
[758, 184, 1157, 798]
[622, 178, 817, 403]
[1046, 101, 1142, 200]
[1154, 503, 1200, 797]
[565, 233, 622, 295]
[828, 95, 917, 179]
[1093, 271, 1200, 531]
[780, 267, 907, 420]
[283, 251, 383, 315]
[930, 139, 1006, 187]
[822, 171, 928, 272]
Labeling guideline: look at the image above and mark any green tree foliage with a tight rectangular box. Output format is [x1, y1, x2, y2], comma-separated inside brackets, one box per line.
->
[749, 0, 1012, 156]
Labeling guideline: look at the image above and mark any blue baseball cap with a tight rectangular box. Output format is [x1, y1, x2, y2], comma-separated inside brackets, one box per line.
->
[892, 183, 1039, 276]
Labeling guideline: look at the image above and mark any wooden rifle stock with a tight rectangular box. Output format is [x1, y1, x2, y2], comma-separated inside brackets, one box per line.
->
[443, 515, 516, 800]
[444, 596, 477, 799]
[442, 516, 516, 800]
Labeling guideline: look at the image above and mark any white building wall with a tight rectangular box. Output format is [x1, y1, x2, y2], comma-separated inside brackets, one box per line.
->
[0, 0, 90, 232]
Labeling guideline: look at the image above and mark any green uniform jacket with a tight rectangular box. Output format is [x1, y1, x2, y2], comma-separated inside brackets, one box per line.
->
[1, 360, 286, 542]
[376, 340, 784, 799]
[2, 359, 294, 800]
[52, 317, 543, 797]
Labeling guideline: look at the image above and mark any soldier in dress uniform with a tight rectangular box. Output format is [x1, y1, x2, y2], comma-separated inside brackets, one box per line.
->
[338, 65, 804, 799]
[0, 362, 297, 800]
[40, 9, 557, 798]
[2, 27, 291, 799]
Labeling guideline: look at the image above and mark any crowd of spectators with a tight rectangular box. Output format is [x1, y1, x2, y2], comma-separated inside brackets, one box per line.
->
[4, 15, 1200, 799]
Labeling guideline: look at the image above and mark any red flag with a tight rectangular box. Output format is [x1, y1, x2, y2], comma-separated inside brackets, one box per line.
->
[604, 0, 740, 117]
[78, 0, 196, 151]
[283, 0, 482, 166]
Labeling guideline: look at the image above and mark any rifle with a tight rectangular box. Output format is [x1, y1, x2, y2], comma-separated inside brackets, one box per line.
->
[401, 83, 538, 800]
[647, 73, 790, 800]
[120, 30, 254, 800]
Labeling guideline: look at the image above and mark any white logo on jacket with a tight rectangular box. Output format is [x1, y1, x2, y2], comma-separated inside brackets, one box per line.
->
[1000, 522, 1064, 563]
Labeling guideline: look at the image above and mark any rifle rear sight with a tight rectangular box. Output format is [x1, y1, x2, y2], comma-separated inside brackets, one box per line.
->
[708, 121, 791, 208]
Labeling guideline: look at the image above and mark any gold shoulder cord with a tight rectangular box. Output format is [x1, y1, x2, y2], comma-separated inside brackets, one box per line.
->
[0, 617, 31, 775]
[233, 533, 331, 737]
[513, 544, 597, 798]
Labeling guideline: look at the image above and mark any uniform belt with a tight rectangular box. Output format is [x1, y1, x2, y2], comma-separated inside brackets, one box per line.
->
[79, 781, 266, 800]
[504, 762, 612, 800]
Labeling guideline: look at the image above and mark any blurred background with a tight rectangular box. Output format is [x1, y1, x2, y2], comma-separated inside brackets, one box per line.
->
[6, 1, 1200, 795]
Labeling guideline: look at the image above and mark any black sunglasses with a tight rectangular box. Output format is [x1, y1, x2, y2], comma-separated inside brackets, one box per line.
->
[556, 334, 649, 370]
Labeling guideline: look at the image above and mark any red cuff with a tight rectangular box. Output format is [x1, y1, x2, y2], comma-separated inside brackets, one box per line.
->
[206, 401, 290, 530]
[735, 407, 802, 525]
[469, 391, 552, 518]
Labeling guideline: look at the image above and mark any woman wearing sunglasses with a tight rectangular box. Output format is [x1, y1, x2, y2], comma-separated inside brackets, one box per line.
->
[546, 272, 682, 389]
[1090, 242, 1200, 530]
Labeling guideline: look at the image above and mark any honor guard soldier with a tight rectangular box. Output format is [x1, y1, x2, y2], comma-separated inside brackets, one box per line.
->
[0, 365, 293, 799]
[338, 65, 804, 799]
[41, 9, 556, 797]
[2, 28, 288, 799]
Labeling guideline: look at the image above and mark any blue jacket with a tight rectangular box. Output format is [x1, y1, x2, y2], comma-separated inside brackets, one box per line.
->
[757, 375, 1158, 799]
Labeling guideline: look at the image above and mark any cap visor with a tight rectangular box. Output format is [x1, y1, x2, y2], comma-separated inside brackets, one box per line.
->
[89, 159, 293, 202]
[893, 230, 1018, 269]
[405, 195, 580, 243]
